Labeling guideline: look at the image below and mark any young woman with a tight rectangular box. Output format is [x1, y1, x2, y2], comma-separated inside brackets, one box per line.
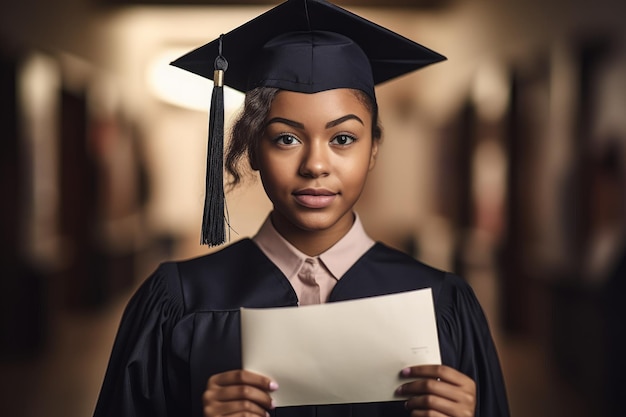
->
[93, 1, 509, 417]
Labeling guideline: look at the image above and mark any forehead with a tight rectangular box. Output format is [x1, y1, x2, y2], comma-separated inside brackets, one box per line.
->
[268, 89, 371, 120]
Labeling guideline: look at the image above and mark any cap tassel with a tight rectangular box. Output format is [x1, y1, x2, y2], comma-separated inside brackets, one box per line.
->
[201, 37, 229, 246]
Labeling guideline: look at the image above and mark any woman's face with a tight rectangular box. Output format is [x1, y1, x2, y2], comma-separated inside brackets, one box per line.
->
[253, 88, 379, 244]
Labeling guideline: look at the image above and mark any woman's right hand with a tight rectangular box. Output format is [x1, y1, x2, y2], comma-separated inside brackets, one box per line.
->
[203, 370, 279, 417]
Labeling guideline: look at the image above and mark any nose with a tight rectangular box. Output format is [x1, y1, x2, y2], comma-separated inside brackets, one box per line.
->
[299, 141, 330, 178]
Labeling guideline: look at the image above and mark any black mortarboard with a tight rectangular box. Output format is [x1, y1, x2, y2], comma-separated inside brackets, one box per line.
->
[170, 0, 446, 246]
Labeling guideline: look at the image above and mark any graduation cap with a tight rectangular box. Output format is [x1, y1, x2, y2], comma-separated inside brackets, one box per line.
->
[171, 0, 446, 246]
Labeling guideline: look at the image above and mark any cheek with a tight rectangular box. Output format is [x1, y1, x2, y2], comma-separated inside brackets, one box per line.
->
[340, 153, 374, 192]
[258, 155, 292, 193]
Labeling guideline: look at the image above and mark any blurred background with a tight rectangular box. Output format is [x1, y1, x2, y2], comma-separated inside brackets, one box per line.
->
[1, 0, 625, 416]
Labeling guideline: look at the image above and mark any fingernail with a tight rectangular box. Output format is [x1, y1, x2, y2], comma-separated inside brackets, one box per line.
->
[395, 386, 403, 395]
[400, 367, 410, 377]
[270, 399, 277, 409]
[269, 381, 279, 391]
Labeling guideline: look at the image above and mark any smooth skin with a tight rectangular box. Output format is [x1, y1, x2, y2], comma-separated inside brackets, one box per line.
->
[253, 89, 379, 256]
[203, 89, 476, 417]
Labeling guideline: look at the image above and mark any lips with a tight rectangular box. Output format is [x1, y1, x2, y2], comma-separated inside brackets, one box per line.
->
[293, 188, 337, 209]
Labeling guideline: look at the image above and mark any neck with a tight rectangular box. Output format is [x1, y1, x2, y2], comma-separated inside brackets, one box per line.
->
[270, 211, 355, 257]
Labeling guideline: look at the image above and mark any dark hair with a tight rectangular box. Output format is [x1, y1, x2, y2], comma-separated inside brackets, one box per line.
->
[225, 87, 383, 188]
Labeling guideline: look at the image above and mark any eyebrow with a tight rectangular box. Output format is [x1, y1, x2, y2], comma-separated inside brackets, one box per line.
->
[325, 114, 364, 128]
[265, 114, 365, 130]
[265, 117, 304, 129]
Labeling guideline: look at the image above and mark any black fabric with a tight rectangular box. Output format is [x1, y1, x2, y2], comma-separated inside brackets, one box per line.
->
[170, 0, 445, 96]
[248, 31, 376, 99]
[93, 239, 510, 417]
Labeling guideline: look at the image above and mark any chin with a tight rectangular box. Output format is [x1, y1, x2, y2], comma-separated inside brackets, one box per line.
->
[292, 216, 337, 232]
[290, 210, 351, 233]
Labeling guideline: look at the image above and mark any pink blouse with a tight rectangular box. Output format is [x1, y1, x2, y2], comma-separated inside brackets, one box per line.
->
[252, 213, 375, 304]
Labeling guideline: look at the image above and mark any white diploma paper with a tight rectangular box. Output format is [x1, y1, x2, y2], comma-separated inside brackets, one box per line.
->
[240, 288, 441, 407]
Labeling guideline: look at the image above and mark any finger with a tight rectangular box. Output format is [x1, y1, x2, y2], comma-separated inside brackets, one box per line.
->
[401, 365, 474, 388]
[203, 384, 275, 417]
[405, 394, 466, 417]
[208, 383, 275, 404]
[208, 369, 279, 392]
[204, 370, 278, 417]
[397, 376, 459, 402]
[400, 379, 476, 409]
[203, 397, 269, 417]
[397, 369, 476, 415]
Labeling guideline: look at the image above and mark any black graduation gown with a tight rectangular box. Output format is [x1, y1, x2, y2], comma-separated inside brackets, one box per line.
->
[93, 239, 510, 417]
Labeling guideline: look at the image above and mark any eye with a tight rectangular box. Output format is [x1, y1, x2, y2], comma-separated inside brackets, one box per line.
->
[274, 134, 301, 146]
[331, 134, 356, 146]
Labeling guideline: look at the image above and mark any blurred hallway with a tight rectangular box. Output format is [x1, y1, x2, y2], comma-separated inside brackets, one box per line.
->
[2, 1, 626, 417]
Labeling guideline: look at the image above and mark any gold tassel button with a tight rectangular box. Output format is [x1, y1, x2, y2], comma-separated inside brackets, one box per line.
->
[213, 69, 224, 87]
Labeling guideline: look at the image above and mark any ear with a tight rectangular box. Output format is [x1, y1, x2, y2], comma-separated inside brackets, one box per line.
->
[368, 140, 379, 171]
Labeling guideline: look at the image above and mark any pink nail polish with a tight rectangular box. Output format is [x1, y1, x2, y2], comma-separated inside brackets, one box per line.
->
[269, 381, 279, 391]
[401, 367, 410, 377]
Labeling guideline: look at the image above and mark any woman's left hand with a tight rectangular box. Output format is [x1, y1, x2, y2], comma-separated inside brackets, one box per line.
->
[396, 364, 476, 417]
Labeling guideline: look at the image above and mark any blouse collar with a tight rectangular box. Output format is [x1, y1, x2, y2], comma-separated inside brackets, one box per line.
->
[252, 212, 375, 280]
